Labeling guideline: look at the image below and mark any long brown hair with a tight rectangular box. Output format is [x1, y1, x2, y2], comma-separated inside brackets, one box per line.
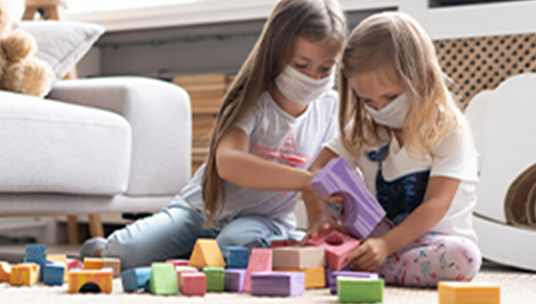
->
[201, 0, 347, 227]
[339, 11, 463, 158]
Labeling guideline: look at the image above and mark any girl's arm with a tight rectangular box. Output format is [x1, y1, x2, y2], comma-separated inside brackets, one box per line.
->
[216, 127, 313, 192]
[348, 176, 460, 271]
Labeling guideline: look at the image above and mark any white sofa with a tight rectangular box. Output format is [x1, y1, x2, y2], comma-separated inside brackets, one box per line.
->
[0, 76, 191, 235]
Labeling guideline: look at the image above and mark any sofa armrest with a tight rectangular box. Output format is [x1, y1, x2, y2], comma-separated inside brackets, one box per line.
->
[47, 76, 192, 196]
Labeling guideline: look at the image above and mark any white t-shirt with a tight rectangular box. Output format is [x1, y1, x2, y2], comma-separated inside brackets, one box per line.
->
[177, 90, 339, 231]
[325, 120, 478, 244]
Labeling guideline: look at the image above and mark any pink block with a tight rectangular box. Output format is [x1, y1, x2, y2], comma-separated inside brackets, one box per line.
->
[180, 272, 206, 296]
[305, 229, 360, 271]
[166, 259, 190, 267]
[67, 259, 83, 271]
[270, 239, 300, 248]
[242, 248, 272, 293]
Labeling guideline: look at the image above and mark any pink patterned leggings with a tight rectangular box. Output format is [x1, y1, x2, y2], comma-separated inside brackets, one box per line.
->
[376, 233, 482, 287]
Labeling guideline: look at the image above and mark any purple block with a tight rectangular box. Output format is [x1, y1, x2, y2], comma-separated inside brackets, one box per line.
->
[329, 271, 379, 295]
[250, 272, 305, 297]
[311, 157, 387, 239]
[225, 269, 246, 292]
[325, 264, 351, 287]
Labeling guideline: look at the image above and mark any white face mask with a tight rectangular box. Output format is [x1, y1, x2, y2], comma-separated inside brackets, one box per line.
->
[275, 65, 335, 105]
[364, 92, 410, 129]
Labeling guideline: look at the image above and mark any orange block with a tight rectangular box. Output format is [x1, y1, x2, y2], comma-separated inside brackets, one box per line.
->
[189, 239, 226, 268]
[83, 258, 104, 270]
[0, 262, 11, 282]
[274, 266, 325, 289]
[438, 282, 500, 304]
[68, 269, 113, 293]
[10, 263, 39, 286]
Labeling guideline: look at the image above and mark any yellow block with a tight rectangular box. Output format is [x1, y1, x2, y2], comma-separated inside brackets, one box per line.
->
[83, 258, 104, 270]
[189, 239, 226, 268]
[68, 269, 113, 293]
[0, 262, 11, 282]
[438, 282, 500, 304]
[274, 266, 325, 289]
[10, 263, 39, 286]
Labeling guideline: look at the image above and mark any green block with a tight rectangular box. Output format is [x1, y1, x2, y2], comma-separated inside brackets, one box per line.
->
[202, 267, 225, 292]
[149, 263, 178, 295]
[338, 277, 384, 303]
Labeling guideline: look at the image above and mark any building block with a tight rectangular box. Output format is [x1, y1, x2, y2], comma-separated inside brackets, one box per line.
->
[121, 267, 151, 293]
[47, 254, 68, 282]
[10, 263, 39, 286]
[44, 261, 65, 286]
[24, 244, 46, 281]
[305, 228, 360, 270]
[221, 246, 250, 269]
[329, 271, 378, 294]
[166, 259, 190, 267]
[189, 239, 226, 268]
[338, 276, 384, 303]
[272, 246, 325, 269]
[311, 157, 386, 239]
[438, 282, 501, 304]
[203, 266, 225, 292]
[274, 266, 325, 289]
[83, 257, 104, 270]
[325, 264, 351, 287]
[250, 272, 305, 297]
[68, 269, 113, 293]
[243, 248, 272, 293]
[102, 258, 121, 278]
[67, 258, 83, 270]
[175, 266, 198, 290]
[270, 239, 300, 248]
[149, 262, 178, 295]
[224, 269, 246, 292]
[180, 272, 206, 296]
[0, 261, 11, 282]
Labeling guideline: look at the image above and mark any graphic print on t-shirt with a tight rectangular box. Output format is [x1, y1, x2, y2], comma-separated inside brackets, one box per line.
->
[253, 132, 311, 168]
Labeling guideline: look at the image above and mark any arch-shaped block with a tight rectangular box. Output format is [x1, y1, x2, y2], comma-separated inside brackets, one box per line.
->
[68, 269, 113, 293]
[311, 157, 386, 239]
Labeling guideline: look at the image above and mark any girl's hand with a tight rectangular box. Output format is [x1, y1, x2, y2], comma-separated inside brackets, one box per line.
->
[346, 237, 389, 272]
[300, 213, 344, 245]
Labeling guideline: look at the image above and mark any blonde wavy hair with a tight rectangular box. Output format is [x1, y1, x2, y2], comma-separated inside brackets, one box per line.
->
[339, 11, 463, 158]
[201, 0, 347, 227]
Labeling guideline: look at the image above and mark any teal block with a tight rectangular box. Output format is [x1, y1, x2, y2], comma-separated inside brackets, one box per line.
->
[202, 267, 225, 292]
[149, 263, 178, 295]
[337, 276, 384, 303]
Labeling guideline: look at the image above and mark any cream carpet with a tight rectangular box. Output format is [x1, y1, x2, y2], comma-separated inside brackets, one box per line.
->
[0, 266, 534, 304]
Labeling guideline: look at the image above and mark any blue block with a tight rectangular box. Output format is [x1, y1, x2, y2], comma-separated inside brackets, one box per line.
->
[221, 247, 249, 269]
[44, 261, 65, 286]
[121, 267, 152, 292]
[25, 244, 46, 281]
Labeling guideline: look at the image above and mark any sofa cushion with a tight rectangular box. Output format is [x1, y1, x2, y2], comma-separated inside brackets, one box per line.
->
[0, 91, 131, 195]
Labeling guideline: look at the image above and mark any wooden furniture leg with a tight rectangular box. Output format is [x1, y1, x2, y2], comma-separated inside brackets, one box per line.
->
[24, 0, 104, 244]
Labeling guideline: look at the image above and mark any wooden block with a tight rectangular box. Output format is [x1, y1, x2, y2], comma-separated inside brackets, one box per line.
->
[274, 266, 325, 289]
[102, 258, 121, 278]
[44, 261, 65, 286]
[0, 262, 11, 282]
[175, 266, 198, 290]
[438, 282, 501, 304]
[83, 257, 104, 270]
[203, 266, 225, 292]
[311, 157, 387, 239]
[243, 248, 272, 293]
[221, 246, 249, 269]
[67, 258, 83, 270]
[251, 272, 305, 297]
[180, 272, 206, 296]
[224, 269, 246, 292]
[10, 263, 39, 286]
[338, 276, 384, 303]
[24, 244, 46, 281]
[149, 262, 178, 295]
[121, 267, 151, 293]
[68, 269, 113, 293]
[270, 239, 300, 248]
[329, 271, 378, 294]
[166, 259, 190, 267]
[272, 246, 325, 269]
[305, 229, 360, 270]
[189, 239, 226, 268]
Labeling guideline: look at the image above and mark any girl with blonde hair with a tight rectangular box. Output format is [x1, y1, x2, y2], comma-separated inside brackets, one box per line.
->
[81, 0, 347, 270]
[304, 11, 481, 287]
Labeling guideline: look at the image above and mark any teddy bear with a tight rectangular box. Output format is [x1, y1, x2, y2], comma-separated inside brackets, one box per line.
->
[0, 0, 53, 98]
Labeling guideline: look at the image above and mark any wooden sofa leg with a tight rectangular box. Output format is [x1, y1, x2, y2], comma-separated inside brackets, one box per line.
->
[88, 214, 105, 238]
[67, 215, 79, 245]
